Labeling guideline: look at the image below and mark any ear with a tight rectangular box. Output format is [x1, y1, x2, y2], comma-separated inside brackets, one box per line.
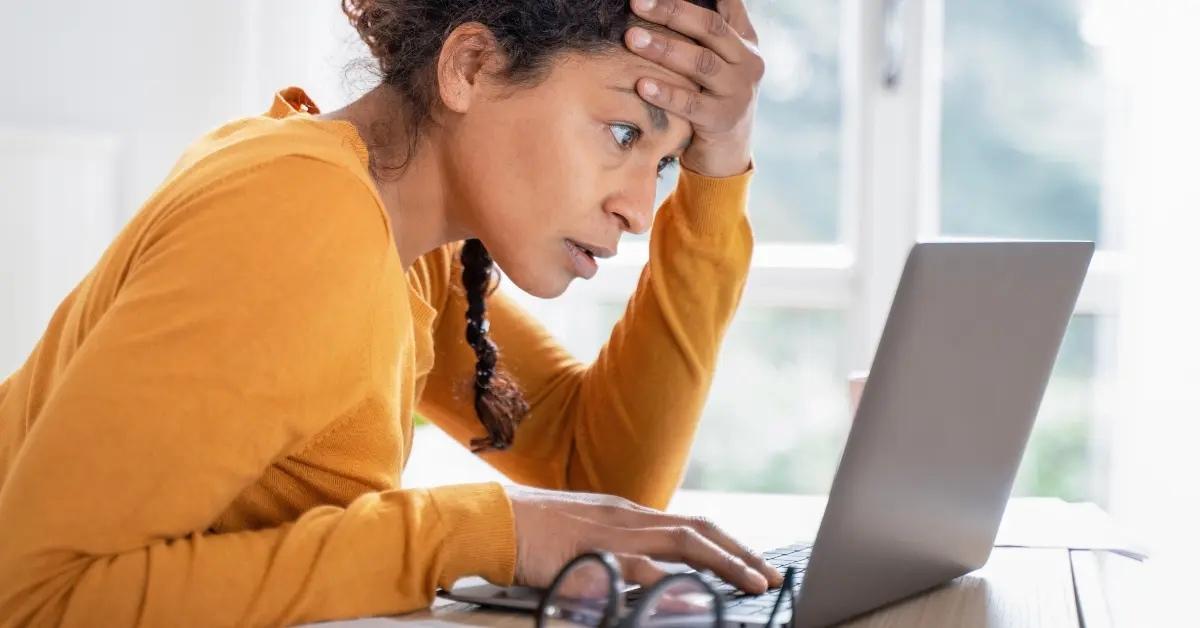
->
[436, 22, 505, 114]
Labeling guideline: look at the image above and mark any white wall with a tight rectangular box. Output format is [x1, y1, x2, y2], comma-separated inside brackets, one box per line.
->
[0, 128, 119, 373]
[0, 0, 368, 372]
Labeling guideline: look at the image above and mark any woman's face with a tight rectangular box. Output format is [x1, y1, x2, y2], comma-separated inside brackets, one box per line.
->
[444, 48, 697, 298]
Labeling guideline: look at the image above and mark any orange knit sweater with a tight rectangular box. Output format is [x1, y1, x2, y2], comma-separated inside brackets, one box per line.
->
[0, 87, 753, 626]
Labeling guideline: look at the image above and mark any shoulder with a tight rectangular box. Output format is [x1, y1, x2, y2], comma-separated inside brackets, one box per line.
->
[134, 117, 391, 270]
[169, 113, 371, 189]
[148, 155, 388, 264]
[151, 115, 380, 223]
[125, 142, 396, 316]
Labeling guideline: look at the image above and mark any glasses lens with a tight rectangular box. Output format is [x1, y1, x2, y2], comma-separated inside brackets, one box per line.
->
[541, 556, 617, 627]
[633, 575, 718, 627]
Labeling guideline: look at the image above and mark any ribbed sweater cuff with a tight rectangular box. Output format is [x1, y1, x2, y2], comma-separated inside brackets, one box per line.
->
[428, 482, 517, 589]
[673, 161, 755, 237]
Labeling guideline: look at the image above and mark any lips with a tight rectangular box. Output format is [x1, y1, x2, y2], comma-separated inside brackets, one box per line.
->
[568, 240, 597, 261]
[565, 239, 600, 279]
[566, 239, 616, 260]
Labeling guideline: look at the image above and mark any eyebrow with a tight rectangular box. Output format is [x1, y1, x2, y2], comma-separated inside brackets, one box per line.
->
[607, 86, 692, 154]
[609, 86, 669, 131]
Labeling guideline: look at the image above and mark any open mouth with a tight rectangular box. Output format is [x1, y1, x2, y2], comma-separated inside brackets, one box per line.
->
[565, 239, 602, 279]
[567, 239, 597, 260]
[566, 238, 617, 260]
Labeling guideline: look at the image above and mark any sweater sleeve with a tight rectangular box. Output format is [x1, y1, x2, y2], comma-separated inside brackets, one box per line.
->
[417, 166, 754, 509]
[0, 156, 514, 627]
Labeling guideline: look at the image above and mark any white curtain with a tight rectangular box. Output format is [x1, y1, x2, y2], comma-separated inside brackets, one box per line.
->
[0, 0, 368, 374]
[1108, 0, 1200, 621]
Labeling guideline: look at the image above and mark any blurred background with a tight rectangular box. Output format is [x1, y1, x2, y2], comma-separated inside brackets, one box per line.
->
[1, 0, 1197, 620]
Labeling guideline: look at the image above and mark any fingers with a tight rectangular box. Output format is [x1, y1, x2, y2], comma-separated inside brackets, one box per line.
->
[615, 553, 671, 588]
[617, 506, 783, 589]
[621, 0, 762, 177]
[529, 491, 779, 592]
[716, 0, 758, 44]
[636, 78, 718, 125]
[624, 0, 766, 98]
[680, 515, 784, 589]
[626, 26, 732, 92]
[630, 0, 748, 60]
[583, 495, 783, 589]
[598, 524, 769, 594]
[552, 556, 621, 600]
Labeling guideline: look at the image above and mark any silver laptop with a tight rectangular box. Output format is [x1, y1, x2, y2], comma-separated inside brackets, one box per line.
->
[441, 240, 1094, 627]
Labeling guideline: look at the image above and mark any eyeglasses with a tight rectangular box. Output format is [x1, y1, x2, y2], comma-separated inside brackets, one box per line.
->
[536, 551, 798, 627]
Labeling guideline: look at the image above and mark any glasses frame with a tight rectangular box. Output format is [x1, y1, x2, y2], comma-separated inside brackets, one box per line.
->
[536, 550, 799, 628]
[536, 551, 623, 627]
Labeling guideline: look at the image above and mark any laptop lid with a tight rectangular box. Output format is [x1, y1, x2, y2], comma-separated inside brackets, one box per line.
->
[794, 241, 1094, 627]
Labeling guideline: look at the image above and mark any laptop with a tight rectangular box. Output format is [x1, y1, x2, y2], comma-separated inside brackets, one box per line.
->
[440, 240, 1095, 627]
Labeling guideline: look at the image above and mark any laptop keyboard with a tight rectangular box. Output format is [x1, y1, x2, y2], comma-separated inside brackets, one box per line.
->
[719, 543, 810, 617]
[625, 543, 811, 619]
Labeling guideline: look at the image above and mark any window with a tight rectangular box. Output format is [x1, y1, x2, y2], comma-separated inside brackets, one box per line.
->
[941, 0, 1108, 243]
[416, 0, 1124, 505]
[609, 306, 849, 495]
[736, 1, 842, 242]
[506, 0, 853, 496]
[940, 0, 1120, 503]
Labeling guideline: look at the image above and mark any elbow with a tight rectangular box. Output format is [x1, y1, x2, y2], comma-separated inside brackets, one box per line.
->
[0, 566, 72, 627]
[0, 549, 101, 628]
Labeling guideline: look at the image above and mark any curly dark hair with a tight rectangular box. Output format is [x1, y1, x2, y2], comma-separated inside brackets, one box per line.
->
[341, 0, 716, 452]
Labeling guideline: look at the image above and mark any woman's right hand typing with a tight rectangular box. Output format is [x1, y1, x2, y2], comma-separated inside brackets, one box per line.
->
[505, 485, 783, 594]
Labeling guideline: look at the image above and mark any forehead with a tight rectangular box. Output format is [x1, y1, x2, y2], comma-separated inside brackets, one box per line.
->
[548, 46, 700, 131]
[591, 42, 701, 93]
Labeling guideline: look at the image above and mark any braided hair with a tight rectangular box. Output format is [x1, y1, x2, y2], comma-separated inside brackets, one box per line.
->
[459, 238, 528, 451]
[341, 0, 716, 451]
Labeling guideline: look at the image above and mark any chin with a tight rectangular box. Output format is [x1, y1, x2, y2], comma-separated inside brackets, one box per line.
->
[484, 238, 578, 299]
[491, 251, 574, 299]
[504, 267, 573, 299]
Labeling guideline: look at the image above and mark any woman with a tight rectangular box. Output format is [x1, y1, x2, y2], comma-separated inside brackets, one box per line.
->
[0, 0, 778, 624]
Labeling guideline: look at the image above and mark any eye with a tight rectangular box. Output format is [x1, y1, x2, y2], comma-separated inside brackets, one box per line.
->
[608, 123, 641, 150]
[657, 155, 679, 179]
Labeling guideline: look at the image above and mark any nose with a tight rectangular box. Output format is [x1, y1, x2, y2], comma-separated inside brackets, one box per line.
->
[605, 176, 657, 235]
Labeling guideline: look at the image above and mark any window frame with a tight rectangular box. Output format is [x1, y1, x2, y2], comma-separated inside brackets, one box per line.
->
[531, 0, 1121, 372]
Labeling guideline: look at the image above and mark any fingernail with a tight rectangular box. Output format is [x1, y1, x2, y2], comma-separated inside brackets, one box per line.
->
[636, 0, 657, 10]
[630, 28, 652, 49]
[641, 80, 659, 97]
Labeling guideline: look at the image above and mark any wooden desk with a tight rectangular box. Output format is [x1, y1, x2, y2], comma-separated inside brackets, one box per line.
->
[315, 491, 1139, 627]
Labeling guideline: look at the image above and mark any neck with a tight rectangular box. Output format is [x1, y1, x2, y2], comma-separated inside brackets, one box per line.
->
[319, 86, 469, 269]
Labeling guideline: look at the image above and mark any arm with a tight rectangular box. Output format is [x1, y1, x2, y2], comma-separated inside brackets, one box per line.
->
[418, 166, 753, 509]
[0, 157, 514, 626]
[420, 0, 764, 510]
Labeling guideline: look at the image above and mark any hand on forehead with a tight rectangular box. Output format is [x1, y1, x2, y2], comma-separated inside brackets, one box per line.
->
[619, 0, 764, 178]
[603, 28, 702, 137]
[623, 26, 705, 93]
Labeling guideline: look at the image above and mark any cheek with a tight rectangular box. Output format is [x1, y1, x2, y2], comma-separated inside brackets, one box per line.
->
[462, 106, 599, 240]
[448, 100, 607, 296]
[508, 112, 596, 215]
